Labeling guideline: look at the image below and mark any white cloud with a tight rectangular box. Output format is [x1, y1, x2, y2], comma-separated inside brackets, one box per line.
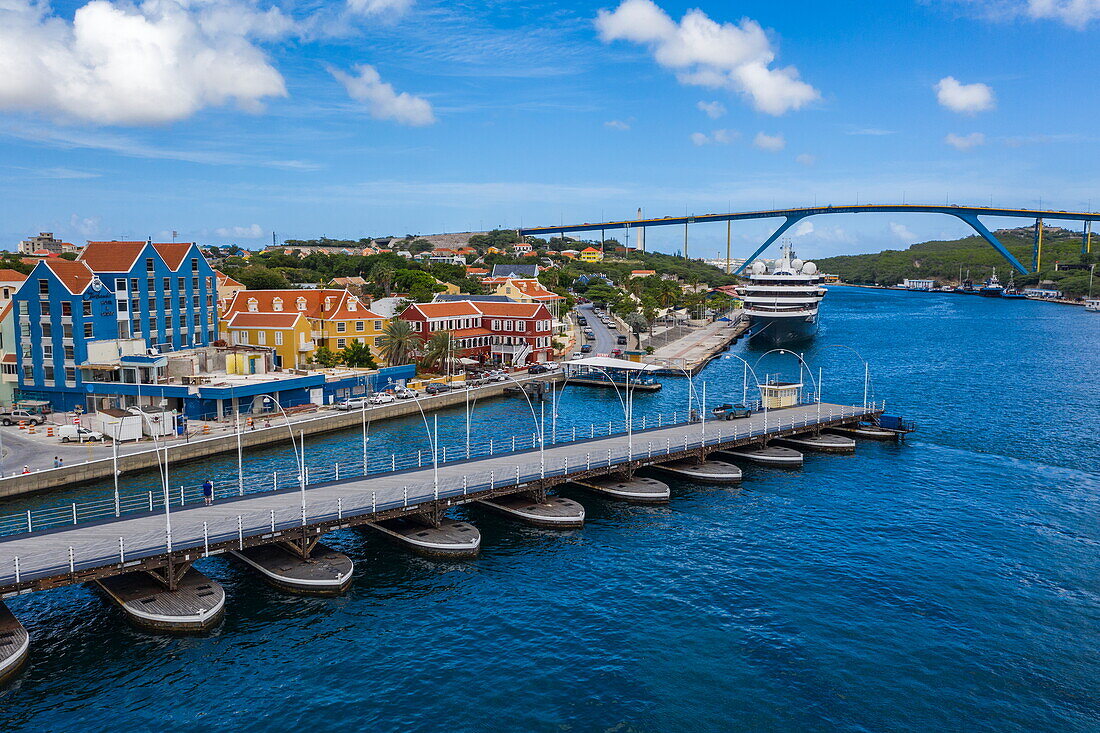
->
[332, 64, 436, 126]
[596, 0, 819, 115]
[70, 214, 102, 238]
[346, 0, 413, 18]
[691, 129, 737, 145]
[0, 0, 289, 125]
[793, 220, 814, 236]
[935, 76, 995, 114]
[890, 222, 916, 241]
[215, 224, 265, 239]
[697, 100, 726, 119]
[605, 119, 631, 130]
[945, 132, 985, 150]
[753, 131, 785, 151]
[795, 153, 815, 166]
[1026, 0, 1100, 26]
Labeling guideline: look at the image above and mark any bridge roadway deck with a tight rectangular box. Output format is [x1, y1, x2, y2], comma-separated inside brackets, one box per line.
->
[0, 402, 876, 596]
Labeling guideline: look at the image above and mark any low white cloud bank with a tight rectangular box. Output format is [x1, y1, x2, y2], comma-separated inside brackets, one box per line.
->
[596, 0, 819, 115]
[332, 64, 436, 126]
[890, 222, 916, 241]
[605, 119, 631, 130]
[795, 153, 815, 166]
[935, 76, 995, 114]
[215, 224, 265, 238]
[1026, 0, 1100, 26]
[0, 0, 291, 125]
[753, 131, 785, 151]
[945, 132, 985, 150]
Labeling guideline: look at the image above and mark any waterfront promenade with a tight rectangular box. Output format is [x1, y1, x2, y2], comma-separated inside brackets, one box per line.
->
[0, 401, 876, 596]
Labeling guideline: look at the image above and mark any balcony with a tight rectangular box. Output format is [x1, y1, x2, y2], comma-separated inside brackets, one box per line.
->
[298, 340, 316, 352]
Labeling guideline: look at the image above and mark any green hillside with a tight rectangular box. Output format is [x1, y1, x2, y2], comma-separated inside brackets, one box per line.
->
[816, 227, 1098, 297]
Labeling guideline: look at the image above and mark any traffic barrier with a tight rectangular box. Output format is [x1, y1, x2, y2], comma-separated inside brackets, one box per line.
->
[27, 425, 36, 435]
[203, 425, 210, 435]
[17, 421, 25, 431]
[46, 427, 54, 438]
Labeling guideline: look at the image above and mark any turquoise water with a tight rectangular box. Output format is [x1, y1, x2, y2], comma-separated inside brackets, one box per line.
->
[1, 287, 1097, 731]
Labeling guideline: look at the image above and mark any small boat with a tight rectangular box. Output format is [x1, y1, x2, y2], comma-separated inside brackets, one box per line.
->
[1086, 299, 1100, 312]
[954, 269, 979, 294]
[979, 268, 1004, 297]
[1001, 275, 1027, 299]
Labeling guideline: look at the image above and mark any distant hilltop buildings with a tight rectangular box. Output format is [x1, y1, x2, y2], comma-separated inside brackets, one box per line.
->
[18, 233, 84, 257]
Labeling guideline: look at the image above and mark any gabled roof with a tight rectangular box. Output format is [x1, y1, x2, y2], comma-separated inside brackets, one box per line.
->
[0, 269, 28, 283]
[581, 247, 601, 253]
[473, 301, 549, 318]
[215, 270, 244, 288]
[402, 301, 482, 319]
[40, 259, 96, 294]
[225, 312, 306, 329]
[151, 242, 196, 271]
[224, 288, 379, 321]
[79, 241, 149, 271]
[500, 278, 563, 301]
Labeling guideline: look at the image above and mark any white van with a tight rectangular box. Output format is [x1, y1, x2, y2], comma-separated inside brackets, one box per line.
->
[57, 425, 106, 443]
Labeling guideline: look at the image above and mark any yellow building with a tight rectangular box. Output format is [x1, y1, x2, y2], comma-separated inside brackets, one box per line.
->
[221, 289, 386, 366]
[223, 311, 315, 369]
[579, 246, 603, 262]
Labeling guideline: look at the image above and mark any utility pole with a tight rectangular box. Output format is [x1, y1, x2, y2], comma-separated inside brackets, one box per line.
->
[726, 220, 731, 274]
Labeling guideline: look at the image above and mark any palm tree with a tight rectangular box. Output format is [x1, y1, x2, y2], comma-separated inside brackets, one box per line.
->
[374, 265, 395, 297]
[377, 319, 421, 366]
[418, 331, 456, 374]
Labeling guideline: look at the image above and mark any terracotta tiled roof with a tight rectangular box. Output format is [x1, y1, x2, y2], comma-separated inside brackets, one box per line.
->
[79, 241, 149, 271]
[215, 270, 244, 288]
[42, 259, 95, 294]
[224, 288, 379, 321]
[581, 247, 601, 253]
[473, 301, 548, 318]
[1, 353, 15, 364]
[504, 278, 563, 301]
[450, 327, 493, 339]
[151, 242, 195, 270]
[225, 312, 304, 329]
[0, 269, 28, 283]
[403, 301, 482, 319]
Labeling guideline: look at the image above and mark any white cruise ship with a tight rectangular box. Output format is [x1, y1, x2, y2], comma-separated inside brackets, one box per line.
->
[737, 243, 827, 345]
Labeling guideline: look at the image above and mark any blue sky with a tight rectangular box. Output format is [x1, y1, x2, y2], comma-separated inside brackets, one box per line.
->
[1, 0, 1098, 260]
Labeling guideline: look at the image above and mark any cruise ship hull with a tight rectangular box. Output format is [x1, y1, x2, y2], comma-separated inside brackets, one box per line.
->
[747, 313, 818, 345]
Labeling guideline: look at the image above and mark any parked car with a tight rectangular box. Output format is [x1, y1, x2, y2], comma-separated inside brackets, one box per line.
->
[394, 387, 418, 399]
[485, 370, 507, 382]
[616, 335, 629, 345]
[335, 398, 368, 411]
[580, 344, 593, 353]
[58, 425, 106, 443]
[610, 348, 623, 357]
[0, 409, 46, 426]
[577, 316, 588, 326]
[368, 393, 396, 405]
[527, 363, 551, 374]
[570, 352, 584, 360]
[424, 383, 452, 395]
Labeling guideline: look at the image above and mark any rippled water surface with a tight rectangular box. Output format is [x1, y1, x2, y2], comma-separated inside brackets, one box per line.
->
[1, 287, 1097, 732]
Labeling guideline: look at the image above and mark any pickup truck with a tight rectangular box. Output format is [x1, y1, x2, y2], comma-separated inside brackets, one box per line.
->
[0, 409, 47, 426]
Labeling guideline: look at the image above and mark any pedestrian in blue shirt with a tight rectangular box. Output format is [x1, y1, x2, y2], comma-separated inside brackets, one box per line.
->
[202, 479, 214, 506]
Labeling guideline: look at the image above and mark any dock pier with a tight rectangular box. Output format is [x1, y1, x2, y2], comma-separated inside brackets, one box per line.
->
[0, 400, 902, 677]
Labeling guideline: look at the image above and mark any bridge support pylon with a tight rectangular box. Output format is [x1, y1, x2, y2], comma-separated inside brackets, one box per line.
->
[954, 213, 1030, 274]
[733, 215, 807, 275]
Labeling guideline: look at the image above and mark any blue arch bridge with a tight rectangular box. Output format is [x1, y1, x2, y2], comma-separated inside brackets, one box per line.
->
[518, 204, 1099, 274]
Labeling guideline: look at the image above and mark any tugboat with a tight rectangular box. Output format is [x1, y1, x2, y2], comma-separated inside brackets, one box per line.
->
[953, 268, 979, 294]
[979, 268, 1005, 297]
[1001, 274, 1028, 299]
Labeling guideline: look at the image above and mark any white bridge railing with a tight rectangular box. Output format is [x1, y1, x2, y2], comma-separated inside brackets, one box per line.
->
[0, 403, 880, 587]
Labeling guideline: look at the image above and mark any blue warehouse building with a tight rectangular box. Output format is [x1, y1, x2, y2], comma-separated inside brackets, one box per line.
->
[13, 241, 218, 411]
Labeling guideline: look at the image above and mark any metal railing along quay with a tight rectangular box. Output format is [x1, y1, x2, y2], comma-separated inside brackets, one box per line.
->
[0, 402, 883, 595]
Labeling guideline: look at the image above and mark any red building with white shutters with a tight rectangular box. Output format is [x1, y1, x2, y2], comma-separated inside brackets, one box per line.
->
[398, 300, 554, 365]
